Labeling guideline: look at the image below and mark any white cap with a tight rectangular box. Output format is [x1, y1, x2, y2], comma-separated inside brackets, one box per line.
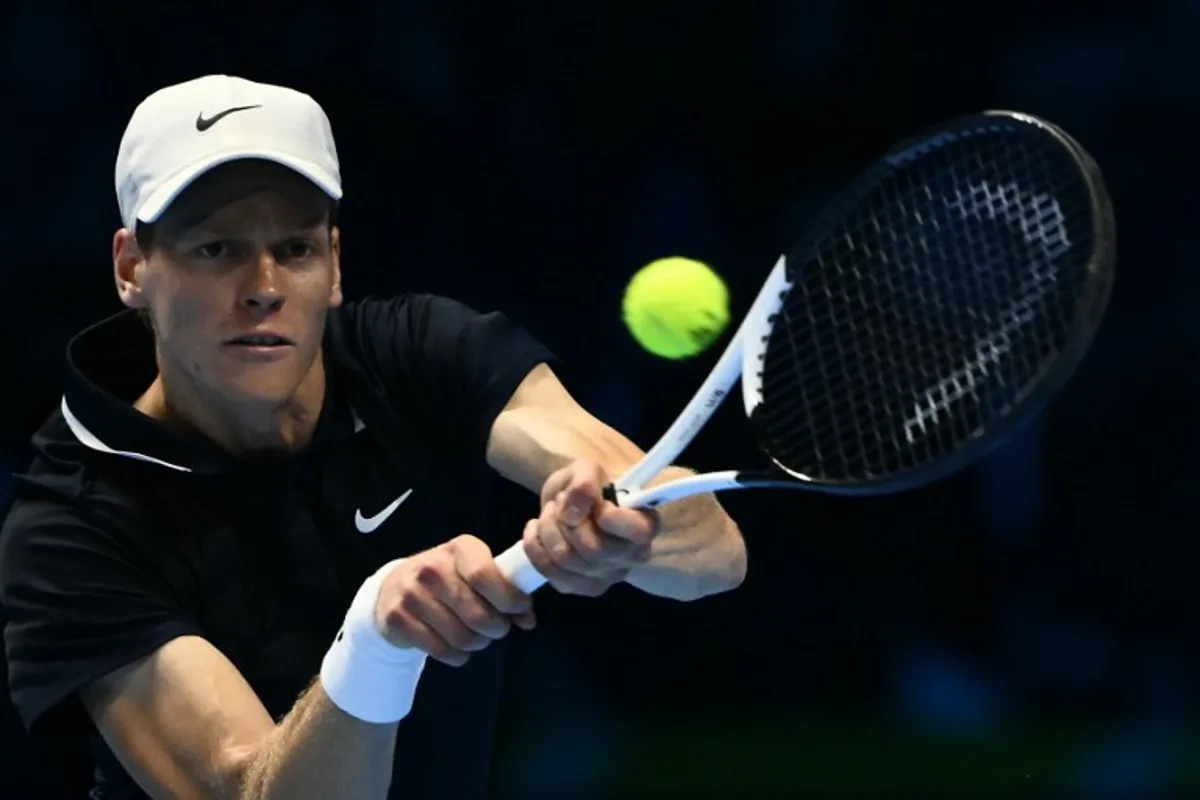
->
[115, 74, 342, 231]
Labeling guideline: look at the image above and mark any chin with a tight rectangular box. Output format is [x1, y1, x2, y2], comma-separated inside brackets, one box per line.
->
[223, 375, 307, 406]
[217, 357, 312, 402]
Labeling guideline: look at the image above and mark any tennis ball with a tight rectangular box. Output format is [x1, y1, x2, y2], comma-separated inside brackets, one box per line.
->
[622, 257, 730, 360]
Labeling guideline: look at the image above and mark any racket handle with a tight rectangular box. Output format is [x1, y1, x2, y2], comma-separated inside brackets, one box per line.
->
[495, 482, 632, 594]
[495, 542, 547, 593]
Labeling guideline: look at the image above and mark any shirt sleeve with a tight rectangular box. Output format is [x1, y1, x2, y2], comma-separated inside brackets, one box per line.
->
[0, 495, 202, 737]
[355, 294, 559, 467]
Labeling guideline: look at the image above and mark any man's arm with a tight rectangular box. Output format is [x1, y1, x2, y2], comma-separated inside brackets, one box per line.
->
[81, 636, 397, 800]
[486, 363, 747, 600]
[78, 536, 533, 800]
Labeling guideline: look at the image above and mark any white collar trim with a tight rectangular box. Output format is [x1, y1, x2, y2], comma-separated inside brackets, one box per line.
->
[61, 396, 193, 473]
[61, 396, 366, 472]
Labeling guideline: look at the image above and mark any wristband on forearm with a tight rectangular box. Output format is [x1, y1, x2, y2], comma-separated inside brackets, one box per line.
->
[320, 559, 427, 724]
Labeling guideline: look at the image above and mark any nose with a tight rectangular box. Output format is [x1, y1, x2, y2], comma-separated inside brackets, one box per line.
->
[241, 252, 285, 313]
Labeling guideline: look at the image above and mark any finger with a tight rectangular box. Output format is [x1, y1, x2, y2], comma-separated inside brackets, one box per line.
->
[409, 558, 499, 650]
[552, 502, 644, 570]
[440, 575, 513, 641]
[538, 466, 577, 506]
[383, 593, 469, 667]
[536, 501, 614, 577]
[593, 504, 659, 545]
[419, 593, 494, 657]
[523, 514, 622, 597]
[449, 537, 533, 617]
[556, 463, 607, 527]
[512, 608, 537, 631]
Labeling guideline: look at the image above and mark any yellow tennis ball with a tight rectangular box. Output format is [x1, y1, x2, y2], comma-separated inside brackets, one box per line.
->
[622, 257, 730, 360]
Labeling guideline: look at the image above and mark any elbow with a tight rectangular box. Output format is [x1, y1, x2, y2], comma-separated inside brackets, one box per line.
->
[223, 743, 265, 800]
[715, 519, 748, 593]
[726, 528, 748, 590]
[691, 518, 747, 600]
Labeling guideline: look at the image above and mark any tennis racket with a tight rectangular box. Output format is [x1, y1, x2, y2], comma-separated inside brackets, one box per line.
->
[494, 109, 1116, 594]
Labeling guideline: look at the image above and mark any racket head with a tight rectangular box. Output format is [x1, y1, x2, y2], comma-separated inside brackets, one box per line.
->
[743, 110, 1115, 494]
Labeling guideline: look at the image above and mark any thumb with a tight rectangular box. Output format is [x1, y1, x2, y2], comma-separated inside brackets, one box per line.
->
[558, 480, 600, 527]
[557, 463, 607, 526]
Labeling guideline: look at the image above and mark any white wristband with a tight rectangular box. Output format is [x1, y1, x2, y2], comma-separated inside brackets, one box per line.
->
[320, 559, 427, 724]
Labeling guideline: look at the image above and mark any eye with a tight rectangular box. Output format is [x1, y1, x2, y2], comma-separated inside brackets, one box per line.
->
[193, 241, 227, 260]
[281, 239, 317, 261]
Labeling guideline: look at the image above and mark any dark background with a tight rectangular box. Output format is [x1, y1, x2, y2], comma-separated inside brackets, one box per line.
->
[2, 0, 1198, 796]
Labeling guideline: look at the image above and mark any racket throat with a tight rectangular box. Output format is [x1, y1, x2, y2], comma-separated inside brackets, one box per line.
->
[609, 470, 800, 508]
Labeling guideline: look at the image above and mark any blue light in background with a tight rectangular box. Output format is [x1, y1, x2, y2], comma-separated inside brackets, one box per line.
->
[891, 639, 1016, 736]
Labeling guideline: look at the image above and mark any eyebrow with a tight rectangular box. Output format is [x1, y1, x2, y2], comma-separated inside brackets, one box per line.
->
[168, 208, 329, 237]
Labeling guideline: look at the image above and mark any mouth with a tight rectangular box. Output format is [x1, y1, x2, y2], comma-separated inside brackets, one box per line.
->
[224, 333, 295, 347]
[222, 333, 296, 358]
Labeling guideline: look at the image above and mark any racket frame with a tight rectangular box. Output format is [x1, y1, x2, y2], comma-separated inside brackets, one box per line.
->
[743, 109, 1117, 495]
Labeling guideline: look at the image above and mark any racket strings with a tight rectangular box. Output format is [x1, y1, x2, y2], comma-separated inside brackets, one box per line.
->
[756, 125, 1098, 483]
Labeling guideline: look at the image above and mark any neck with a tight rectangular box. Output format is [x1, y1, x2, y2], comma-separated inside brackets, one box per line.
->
[134, 355, 327, 459]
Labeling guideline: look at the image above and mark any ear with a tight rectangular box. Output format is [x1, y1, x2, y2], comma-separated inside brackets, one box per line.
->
[113, 228, 148, 310]
[329, 226, 343, 307]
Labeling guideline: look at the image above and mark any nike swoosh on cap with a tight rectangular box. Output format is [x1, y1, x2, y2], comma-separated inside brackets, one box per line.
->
[195, 104, 262, 132]
[355, 488, 414, 534]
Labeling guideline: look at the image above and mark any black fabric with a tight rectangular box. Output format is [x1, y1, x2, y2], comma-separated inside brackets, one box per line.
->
[0, 294, 556, 799]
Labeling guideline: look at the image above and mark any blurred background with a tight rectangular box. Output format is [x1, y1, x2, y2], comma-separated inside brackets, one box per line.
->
[2, 0, 1198, 796]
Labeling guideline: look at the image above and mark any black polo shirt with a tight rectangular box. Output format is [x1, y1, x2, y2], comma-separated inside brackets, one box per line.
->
[0, 294, 555, 799]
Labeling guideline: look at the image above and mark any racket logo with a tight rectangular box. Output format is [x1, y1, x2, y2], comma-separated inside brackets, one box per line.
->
[902, 180, 1069, 443]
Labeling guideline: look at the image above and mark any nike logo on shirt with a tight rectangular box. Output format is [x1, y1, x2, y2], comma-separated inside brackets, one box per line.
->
[355, 488, 414, 533]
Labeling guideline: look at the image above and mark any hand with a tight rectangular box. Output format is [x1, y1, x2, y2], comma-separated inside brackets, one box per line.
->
[521, 460, 659, 597]
[375, 535, 536, 667]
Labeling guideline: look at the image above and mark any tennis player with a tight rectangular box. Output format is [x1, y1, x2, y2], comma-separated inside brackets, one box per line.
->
[0, 75, 745, 799]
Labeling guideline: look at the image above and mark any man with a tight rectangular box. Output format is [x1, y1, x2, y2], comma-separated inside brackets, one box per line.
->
[0, 75, 745, 799]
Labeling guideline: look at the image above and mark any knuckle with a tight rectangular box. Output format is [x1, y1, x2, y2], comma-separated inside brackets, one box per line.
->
[413, 562, 443, 589]
[397, 590, 425, 616]
[456, 533, 490, 556]
[546, 534, 573, 562]
[572, 532, 605, 563]
[458, 561, 492, 588]
[381, 605, 408, 633]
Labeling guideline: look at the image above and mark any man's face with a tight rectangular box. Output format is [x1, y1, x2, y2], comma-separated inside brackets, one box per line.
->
[115, 160, 342, 407]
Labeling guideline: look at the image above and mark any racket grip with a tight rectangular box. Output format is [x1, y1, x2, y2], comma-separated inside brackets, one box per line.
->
[496, 483, 629, 594]
[495, 542, 548, 594]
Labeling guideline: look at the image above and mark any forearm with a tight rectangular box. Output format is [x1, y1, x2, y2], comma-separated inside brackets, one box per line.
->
[240, 681, 397, 800]
[486, 392, 747, 599]
[625, 466, 746, 600]
[240, 559, 423, 799]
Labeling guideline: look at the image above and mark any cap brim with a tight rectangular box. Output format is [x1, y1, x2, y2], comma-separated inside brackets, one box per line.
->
[134, 149, 343, 226]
